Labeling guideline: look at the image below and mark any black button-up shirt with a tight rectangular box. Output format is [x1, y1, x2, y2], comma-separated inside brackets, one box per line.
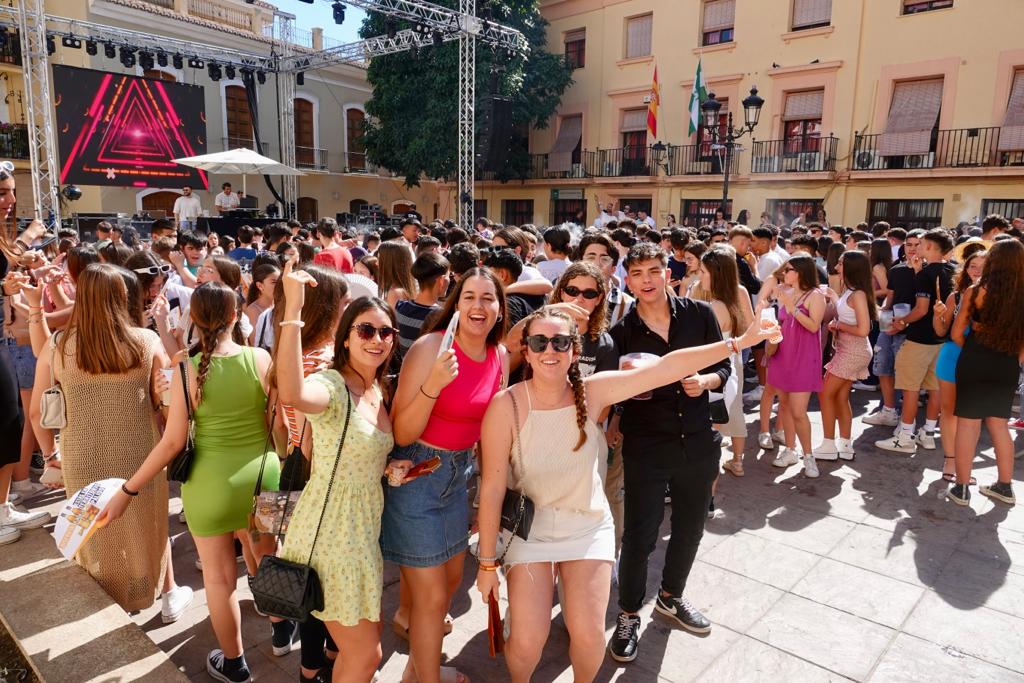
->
[608, 296, 731, 447]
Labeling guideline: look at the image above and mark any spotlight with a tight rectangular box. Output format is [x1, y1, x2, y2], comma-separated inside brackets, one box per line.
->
[104, 42, 116, 59]
[297, 0, 314, 3]
[296, 71, 304, 86]
[46, 35, 55, 55]
[332, 2, 345, 24]
[256, 70, 266, 85]
[120, 46, 136, 68]
[61, 35, 82, 49]
[208, 63, 222, 81]
[172, 53, 184, 69]
[157, 52, 168, 67]
[139, 51, 154, 71]
[85, 39, 97, 56]
[188, 56, 204, 69]
[432, 30, 443, 46]
[225, 64, 235, 79]
[385, 18, 398, 39]
[61, 185, 82, 201]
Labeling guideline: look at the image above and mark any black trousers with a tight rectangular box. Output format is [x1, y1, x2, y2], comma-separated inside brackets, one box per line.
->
[617, 429, 721, 613]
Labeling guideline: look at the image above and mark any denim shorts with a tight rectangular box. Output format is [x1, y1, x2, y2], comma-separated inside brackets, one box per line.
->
[5, 341, 35, 389]
[873, 331, 906, 378]
[380, 442, 473, 568]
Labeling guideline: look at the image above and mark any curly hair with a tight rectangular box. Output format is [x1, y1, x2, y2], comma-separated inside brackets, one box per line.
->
[973, 239, 1024, 356]
[188, 282, 238, 406]
[519, 307, 587, 451]
[954, 249, 986, 295]
[549, 261, 608, 341]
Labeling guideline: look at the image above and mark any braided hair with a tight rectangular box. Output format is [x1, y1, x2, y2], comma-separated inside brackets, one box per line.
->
[188, 281, 238, 406]
[520, 306, 588, 451]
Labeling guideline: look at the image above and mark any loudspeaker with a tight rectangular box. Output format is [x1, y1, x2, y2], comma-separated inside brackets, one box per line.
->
[478, 96, 513, 172]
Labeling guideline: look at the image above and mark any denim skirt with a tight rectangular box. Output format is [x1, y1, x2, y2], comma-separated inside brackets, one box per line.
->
[380, 442, 474, 567]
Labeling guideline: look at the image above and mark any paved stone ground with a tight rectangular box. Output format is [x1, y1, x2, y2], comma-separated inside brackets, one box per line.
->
[124, 389, 1024, 682]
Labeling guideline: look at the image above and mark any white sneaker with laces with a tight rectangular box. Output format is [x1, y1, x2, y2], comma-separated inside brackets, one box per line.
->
[916, 430, 937, 450]
[812, 441, 839, 461]
[0, 502, 50, 529]
[0, 524, 21, 545]
[743, 386, 764, 403]
[772, 448, 800, 468]
[757, 432, 774, 450]
[875, 432, 917, 454]
[11, 479, 48, 500]
[863, 409, 900, 427]
[161, 585, 194, 624]
[837, 438, 855, 460]
[772, 429, 786, 443]
[803, 453, 820, 478]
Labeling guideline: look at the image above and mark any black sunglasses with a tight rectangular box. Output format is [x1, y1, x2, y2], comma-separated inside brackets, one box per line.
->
[525, 334, 574, 353]
[563, 285, 600, 300]
[353, 323, 396, 342]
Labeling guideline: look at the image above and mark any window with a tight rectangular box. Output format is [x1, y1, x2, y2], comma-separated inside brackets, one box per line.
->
[564, 30, 585, 69]
[225, 85, 253, 149]
[902, 0, 953, 15]
[878, 78, 943, 157]
[702, 0, 735, 46]
[502, 199, 533, 226]
[548, 115, 583, 173]
[981, 199, 1024, 220]
[294, 97, 315, 166]
[551, 199, 586, 225]
[682, 199, 733, 226]
[782, 90, 824, 154]
[625, 14, 653, 59]
[766, 199, 823, 226]
[792, 0, 832, 30]
[474, 199, 488, 220]
[998, 70, 1024, 153]
[349, 198, 368, 215]
[346, 108, 366, 170]
[697, 99, 729, 157]
[867, 199, 943, 230]
[620, 109, 649, 175]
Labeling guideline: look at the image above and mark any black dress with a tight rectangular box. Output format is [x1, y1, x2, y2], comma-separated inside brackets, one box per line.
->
[0, 252, 24, 466]
[954, 328, 1020, 420]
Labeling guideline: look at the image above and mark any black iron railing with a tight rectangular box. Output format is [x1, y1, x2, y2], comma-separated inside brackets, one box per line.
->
[661, 143, 740, 176]
[750, 136, 839, 173]
[0, 124, 28, 160]
[852, 127, 1024, 170]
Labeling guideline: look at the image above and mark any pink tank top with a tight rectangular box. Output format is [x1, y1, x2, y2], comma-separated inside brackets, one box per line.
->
[419, 337, 502, 451]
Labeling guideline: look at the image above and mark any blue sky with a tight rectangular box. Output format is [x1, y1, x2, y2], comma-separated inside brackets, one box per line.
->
[271, 0, 368, 44]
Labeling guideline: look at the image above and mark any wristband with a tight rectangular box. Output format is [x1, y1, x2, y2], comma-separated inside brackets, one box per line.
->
[477, 556, 497, 563]
[420, 386, 439, 399]
[44, 452, 60, 463]
[121, 483, 139, 497]
[279, 320, 305, 328]
[478, 564, 499, 572]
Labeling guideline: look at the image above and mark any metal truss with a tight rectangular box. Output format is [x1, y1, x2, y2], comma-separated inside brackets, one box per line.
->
[457, 0, 475, 231]
[272, 13, 298, 215]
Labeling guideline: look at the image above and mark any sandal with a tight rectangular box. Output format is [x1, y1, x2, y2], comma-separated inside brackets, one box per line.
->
[941, 456, 976, 485]
[722, 459, 744, 477]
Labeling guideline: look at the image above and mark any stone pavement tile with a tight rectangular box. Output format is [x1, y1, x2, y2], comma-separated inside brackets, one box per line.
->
[699, 530, 819, 591]
[781, 467, 873, 524]
[682, 560, 784, 633]
[868, 633, 1022, 683]
[790, 557, 925, 629]
[741, 504, 857, 556]
[827, 524, 956, 586]
[747, 593, 893, 680]
[696, 633, 845, 682]
[933, 550, 1024, 617]
[903, 591, 1024, 674]
[955, 520, 1024, 576]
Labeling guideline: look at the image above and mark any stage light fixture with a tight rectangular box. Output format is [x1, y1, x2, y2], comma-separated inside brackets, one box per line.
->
[46, 35, 55, 55]
[208, 63, 222, 81]
[139, 51, 154, 70]
[62, 35, 82, 49]
[156, 52, 168, 67]
[172, 54, 184, 69]
[297, 0, 314, 3]
[256, 70, 266, 85]
[385, 18, 398, 39]
[120, 46, 136, 68]
[225, 64, 236, 79]
[104, 42, 116, 59]
[85, 39, 97, 56]
[332, 2, 345, 24]
[296, 71, 304, 86]
[188, 56, 204, 69]
[432, 30, 443, 46]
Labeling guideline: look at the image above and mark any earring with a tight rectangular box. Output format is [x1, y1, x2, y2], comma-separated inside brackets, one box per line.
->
[496, 315, 503, 322]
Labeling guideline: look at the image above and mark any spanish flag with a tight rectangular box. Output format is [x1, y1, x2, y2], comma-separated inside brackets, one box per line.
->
[647, 65, 661, 140]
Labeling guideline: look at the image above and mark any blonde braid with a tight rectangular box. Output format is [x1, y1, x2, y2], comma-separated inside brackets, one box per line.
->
[567, 360, 588, 452]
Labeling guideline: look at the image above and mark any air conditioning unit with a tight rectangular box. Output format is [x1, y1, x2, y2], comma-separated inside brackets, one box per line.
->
[797, 151, 823, 172]
[569, 163, 584, 178]
[854, 150, 886, 170]
[752, 156, 782, 173]
[904, 152, 935, 169]
[602, 160, 622, 176]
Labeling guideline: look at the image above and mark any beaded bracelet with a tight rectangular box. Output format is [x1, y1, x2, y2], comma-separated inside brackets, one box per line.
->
[279, 320, 305, 328]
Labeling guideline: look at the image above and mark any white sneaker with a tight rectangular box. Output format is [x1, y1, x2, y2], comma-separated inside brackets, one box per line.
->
[0, 502, 50, 529]
[812, 441, 839, 461]
[803, 452, 820, 478]
[772, 429, 786, 443]
[8, 491, 21, 505]
[11, 479, 48, 500]
[863, 409, 900, 427]
[837, 439, 855, 461]
[161, 585, 194, 624]
[852, 382, 879, 391]
[916, 430, 937, 450]
[0, 524, 21, 545]
[743, 386, 764, 404]
[772, 448, 800, 468]
[875, 432, 917, 454]
[758, 432, 775, 450]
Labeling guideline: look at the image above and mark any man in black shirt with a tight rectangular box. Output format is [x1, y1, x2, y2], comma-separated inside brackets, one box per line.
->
[482, 248, 535, 327]
[607, 243, 730, 662]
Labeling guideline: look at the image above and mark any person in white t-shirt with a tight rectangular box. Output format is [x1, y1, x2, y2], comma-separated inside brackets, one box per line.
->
[537, 225, 572, 282]
[637, 209, 656, 229]
[214, 182, 241, 214]
[172, 185, 203, 230]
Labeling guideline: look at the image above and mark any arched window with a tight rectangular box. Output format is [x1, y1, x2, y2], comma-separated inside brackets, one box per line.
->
[346, 108, 366, 170]
[350, 198, 368, 215]
[297, 196, 318, 224]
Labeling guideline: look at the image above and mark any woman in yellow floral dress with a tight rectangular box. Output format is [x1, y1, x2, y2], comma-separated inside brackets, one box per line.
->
[276, 262, 397, 682]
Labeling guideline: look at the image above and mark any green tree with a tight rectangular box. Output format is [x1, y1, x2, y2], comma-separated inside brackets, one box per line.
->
[359, 1, 573, 187]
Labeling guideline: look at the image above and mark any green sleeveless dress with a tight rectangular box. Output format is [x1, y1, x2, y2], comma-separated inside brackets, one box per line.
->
[182, 347, 279, 536]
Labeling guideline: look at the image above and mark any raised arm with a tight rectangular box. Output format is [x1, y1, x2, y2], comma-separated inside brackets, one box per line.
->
[275, 261, 331, 415]
[506, 278, 552, 297]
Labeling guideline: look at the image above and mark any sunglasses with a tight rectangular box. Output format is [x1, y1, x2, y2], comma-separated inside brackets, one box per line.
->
[133, 264, 173, 276]
[353, 322, 397, 342]
[0, 160, 13, 180]
[583, 254, 615, 266]
[563, 285, 600, 300]
[525, 334, 574, 353]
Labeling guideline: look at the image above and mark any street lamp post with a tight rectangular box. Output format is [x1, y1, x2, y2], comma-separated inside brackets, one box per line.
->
[701, 86, 764, 220]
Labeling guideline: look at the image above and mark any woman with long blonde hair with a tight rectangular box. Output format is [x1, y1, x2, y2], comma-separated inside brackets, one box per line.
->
[376, 240, 416, 309]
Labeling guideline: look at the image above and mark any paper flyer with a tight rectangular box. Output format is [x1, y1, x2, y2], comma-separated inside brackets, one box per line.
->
[52, 478, 124, 560]
[438, 311, 459, 357]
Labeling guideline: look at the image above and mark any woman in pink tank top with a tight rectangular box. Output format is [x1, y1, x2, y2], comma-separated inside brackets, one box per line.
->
[383, 268, 508, 683]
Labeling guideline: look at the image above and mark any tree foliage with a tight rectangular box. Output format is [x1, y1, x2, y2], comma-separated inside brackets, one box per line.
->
[359, 1, 573, 187]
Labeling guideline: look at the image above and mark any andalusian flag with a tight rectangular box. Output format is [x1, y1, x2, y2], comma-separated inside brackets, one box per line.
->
[688, 57, 708, 136]
[647, 65, 661, 139]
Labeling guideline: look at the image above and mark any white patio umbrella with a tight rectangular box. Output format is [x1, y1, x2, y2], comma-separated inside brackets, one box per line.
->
[172, 147, 304, 196]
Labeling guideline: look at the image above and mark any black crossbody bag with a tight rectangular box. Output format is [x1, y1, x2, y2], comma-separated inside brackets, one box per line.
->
[167, 361, 196, 483]
[250, 388, 352, 622]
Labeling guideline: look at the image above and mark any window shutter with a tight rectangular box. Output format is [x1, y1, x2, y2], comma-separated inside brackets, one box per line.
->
[565, 29, 585, 44]
[998, 70, 1024, 151]
[877, 79, 943, 156]
[625, 14, 653, 58]
[783, 90, 825, 121]
[792, 0, 832, 28]
[621, 109, 648, 132]
[548, 116, 583, 172]
[703, 0, 736, 31]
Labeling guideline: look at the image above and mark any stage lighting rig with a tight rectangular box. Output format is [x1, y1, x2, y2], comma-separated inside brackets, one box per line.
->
[104, 42, 116, 59]
[432, 30, 443, 46]
[188, 56, 204, 69]
[385, 18, 398, 39]
[139, 51, 154, 70]
[225, 64, 236, 79]
[85, 39, 97, 56]
[172, 54, 184, 69]
[120, 46, 136, 68]
[61, 35, 82, 49]
[157, 52, 168, 67]
[332, 2, 345, 24]
[296, 71, 304, 86]
[46, 35, 55, 55]
[256, 70, 266, 85]
[208, 63, 222, 81]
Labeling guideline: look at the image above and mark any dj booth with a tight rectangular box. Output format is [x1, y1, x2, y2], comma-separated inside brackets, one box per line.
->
[197, 215, 281, 239]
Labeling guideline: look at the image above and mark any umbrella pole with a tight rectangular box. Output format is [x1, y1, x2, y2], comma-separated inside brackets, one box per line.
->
[242, 175, 247, 196]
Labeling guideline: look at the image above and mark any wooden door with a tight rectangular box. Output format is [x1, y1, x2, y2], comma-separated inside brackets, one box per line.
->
[142, 191, 180, 217]
[297, 196, 318, 224]
[346, 109, 365, 170]
[294, 98, 315, 166]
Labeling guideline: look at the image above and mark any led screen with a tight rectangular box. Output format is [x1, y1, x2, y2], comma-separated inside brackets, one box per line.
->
[53, 65, 208, 189]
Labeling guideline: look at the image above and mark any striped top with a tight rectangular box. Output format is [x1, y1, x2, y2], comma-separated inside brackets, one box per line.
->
[395, 300, 438, 356]
[283, 344, 334, 449]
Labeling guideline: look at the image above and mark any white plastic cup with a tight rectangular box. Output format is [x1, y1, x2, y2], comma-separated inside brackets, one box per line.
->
[159, 368, 173, 406]
[879, 309, 894, 333]
[761, 307, 784, 344]
[893, 303, 912, 319]
[619, 352, 659, 400]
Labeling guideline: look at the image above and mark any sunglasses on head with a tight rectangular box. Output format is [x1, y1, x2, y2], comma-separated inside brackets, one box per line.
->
[525, 333, 574, 353]
[133, 264, 173, 276]
[0, 160, 13, 180]
[563, 285, 600, 300]
[353, 322, 396, 342]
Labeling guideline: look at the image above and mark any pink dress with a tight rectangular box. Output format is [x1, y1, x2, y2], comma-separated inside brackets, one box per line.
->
[767, 292, 823, 393]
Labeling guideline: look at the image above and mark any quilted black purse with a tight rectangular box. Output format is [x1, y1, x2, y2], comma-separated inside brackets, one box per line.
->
[250, 388, 352, 622]
[167, 361, 195, 483]
[498, 390, 535, 561]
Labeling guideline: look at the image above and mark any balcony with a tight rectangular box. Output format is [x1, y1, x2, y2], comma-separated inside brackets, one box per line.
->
[852, 127, 1024, 171]
[221, 137, 269, 155]
[475, 145, 742, 181]
[0, 124, 28, 160]
[750, 137, 839, 174]
[662, 144, 741, 176]
[0, 31, 21, 66]
[187, 0, 256, 33]
[295, 146, 328, 171]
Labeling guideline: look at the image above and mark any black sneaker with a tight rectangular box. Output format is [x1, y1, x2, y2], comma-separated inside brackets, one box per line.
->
[608, 612, 641, 663]
[980, 481, 1016, 505]
[947, 483, 971, 506]
[30, 452, 45, 475]
[655, 593, 712, 634]
[299, 668, 330, 683]
[707, 497, 716, 519]
[207, 649, 251, 683]
[271, 619, 298, 656]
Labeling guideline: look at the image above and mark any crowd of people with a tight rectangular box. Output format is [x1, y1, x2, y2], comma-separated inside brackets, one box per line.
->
[1, 160, 1022, 682]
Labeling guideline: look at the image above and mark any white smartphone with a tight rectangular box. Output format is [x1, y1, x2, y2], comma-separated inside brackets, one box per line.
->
[438, 311, 460, 357]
